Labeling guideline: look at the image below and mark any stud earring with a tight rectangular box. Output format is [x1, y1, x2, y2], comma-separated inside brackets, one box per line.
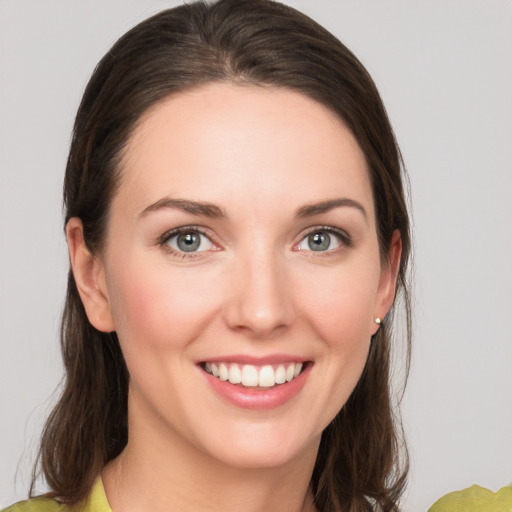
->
[374, 317, 382, 325]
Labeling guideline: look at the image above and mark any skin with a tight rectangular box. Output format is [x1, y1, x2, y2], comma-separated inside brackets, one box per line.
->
[67, 83, 401, 512]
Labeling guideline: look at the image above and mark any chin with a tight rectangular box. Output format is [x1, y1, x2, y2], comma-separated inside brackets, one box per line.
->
[197, 423, 321, 471]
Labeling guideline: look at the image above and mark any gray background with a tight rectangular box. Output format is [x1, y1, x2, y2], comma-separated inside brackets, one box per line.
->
[1, 1, 511, 510]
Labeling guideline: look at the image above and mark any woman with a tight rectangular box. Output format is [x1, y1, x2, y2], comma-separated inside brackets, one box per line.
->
[4, 0, 411, 510]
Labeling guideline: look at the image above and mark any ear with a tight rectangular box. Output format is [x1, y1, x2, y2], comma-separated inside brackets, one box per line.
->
[371, 229, 402, 335]
[66, 217, 115, 332]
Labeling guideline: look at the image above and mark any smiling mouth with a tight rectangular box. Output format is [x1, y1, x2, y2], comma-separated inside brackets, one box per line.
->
[201, 361, 307, 388]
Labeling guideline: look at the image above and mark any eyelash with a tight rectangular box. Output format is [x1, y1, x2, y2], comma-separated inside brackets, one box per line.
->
[158, 224, 352, 259]
[296, 225, 352, 253]
[158, 226, 216, 259]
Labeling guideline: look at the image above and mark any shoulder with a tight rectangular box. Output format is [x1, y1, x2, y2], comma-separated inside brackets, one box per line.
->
[428, 484, 512, 512]
[1, 498, 66, 512]
[2, 478, 111, 512]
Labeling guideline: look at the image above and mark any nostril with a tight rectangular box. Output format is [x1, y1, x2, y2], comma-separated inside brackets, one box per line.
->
[222, 260, 296, 335]
[224, 300, 295, 337]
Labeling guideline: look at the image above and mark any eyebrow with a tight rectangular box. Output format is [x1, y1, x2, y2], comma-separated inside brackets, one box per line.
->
[296, 198, 368, 221]
[140, 196, 367, 222]
[140, 198, 227, 219]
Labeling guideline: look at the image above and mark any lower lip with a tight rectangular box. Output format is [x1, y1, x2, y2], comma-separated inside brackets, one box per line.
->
[202, 364, 311, 410]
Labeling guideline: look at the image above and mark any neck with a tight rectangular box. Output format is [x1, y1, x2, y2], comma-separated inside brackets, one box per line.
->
[103, 441, 318, 512]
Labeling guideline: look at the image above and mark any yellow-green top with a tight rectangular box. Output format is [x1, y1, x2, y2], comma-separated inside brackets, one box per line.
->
[428, 484, 512, 512]
[1, 479, 111, 512]
[3, 481, 512, 511]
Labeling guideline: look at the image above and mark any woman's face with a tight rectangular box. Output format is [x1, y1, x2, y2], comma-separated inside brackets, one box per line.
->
[78, 83, 400, 470]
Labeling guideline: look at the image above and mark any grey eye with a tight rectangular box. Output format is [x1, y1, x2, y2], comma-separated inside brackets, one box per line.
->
[297, 229, 344, 252]
[307, 231, 331, 251]
[177, 232, 201, 252]
[166, 231, 214, 253]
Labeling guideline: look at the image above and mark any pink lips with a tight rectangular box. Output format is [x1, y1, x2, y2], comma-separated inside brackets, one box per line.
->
[200, 357, 311, 410]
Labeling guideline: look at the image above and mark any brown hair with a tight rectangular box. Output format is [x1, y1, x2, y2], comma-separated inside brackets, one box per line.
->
[32, 1, 412, 510]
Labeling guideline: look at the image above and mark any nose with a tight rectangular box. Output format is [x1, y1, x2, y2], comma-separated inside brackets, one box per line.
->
[223, 246, 295, 338]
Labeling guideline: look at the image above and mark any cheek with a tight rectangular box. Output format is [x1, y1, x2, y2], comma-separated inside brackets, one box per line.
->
[105, 260, 221, 350]
[289, 268, 377, 432]
[298, 264, 379, 344]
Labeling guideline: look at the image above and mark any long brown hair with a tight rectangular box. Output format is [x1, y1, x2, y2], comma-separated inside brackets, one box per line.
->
[32, 1, 412, 510]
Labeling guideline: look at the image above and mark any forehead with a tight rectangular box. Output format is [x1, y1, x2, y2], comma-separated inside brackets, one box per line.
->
[116, 83, 373, 218]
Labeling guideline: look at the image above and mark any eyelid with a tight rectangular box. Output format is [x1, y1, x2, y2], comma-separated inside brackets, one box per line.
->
[157, 224, 351, 257]
[158, 225, 220, 257]
[294, 225, 352, 251]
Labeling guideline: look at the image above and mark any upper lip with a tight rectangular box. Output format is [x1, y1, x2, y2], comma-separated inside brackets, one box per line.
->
[197, 354, 310, 365]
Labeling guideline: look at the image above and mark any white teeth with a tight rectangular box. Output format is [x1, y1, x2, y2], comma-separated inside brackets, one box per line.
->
[275, 364, 286, 384]
[219, 363, 229, 381]
[258, 365, 275, 388]
[285, 364, 295, 382]
[228, 364, 242, 384]
[204, 361, 305, 388]
[241, 365, 258, 387]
